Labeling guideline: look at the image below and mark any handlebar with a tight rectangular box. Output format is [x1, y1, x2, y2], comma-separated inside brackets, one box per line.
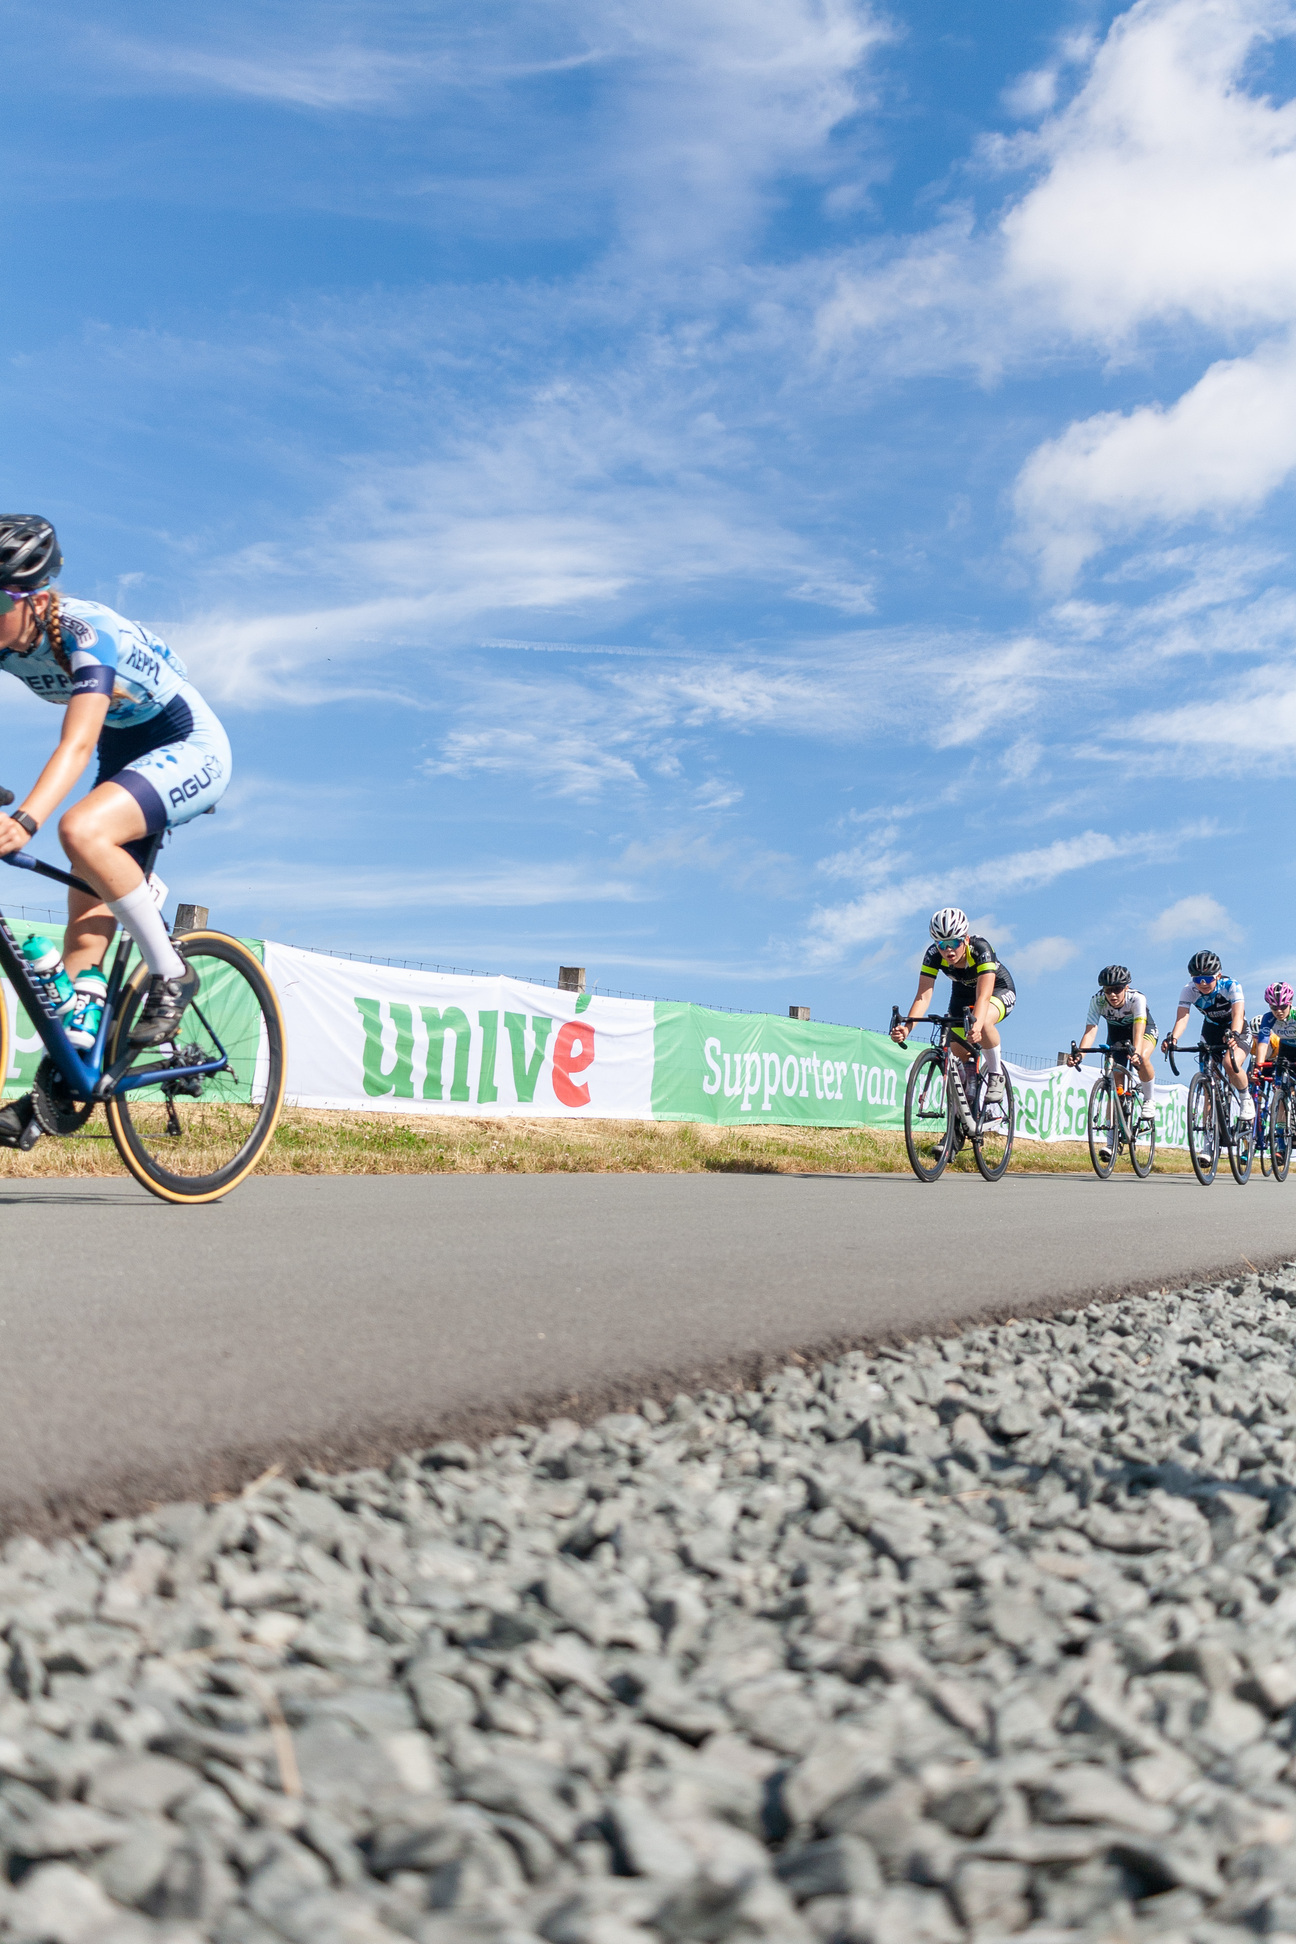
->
[890, 1005, 965, 1032]
[0, 788, 12, 809]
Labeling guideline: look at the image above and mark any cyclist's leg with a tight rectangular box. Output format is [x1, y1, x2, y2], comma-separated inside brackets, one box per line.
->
[981, 993, 1012, 1100]
[58, 787, 154, 977]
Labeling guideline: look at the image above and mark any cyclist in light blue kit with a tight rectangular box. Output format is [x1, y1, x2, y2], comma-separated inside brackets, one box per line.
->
[0, 516, 230, 1148]
[1162, 949, 1254, 1123]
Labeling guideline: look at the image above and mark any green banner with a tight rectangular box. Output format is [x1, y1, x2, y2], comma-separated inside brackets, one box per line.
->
[651, 1002, 917, 1127]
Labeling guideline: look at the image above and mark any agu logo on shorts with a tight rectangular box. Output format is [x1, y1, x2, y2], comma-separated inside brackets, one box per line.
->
[169, 757, 220, 809]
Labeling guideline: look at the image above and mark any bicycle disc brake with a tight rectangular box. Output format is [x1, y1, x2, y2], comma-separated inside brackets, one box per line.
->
[31, 1056, 96, 1136]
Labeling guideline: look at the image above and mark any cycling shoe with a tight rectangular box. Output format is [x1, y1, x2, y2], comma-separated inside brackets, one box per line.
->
[0, 1095, 42, 1151]
[130, 961, 200, 1047]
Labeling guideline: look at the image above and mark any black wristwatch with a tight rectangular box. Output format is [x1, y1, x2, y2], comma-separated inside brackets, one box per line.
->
[8, 810, 38, 837]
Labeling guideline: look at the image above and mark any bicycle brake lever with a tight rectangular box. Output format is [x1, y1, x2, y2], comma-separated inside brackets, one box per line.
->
[0, 787, 12, 808]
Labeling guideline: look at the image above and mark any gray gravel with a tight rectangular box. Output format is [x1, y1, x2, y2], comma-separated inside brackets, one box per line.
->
[5, 1275, 1296, 1942]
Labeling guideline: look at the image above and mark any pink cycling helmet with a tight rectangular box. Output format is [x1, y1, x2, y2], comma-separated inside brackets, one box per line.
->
[1266, 982, 1294, 1009]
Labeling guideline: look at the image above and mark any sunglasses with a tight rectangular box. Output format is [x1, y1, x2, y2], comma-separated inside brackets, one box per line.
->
[0, 590, 30, 617]
[1192, 975, 1217, 987]
[937, 940, 965, 954]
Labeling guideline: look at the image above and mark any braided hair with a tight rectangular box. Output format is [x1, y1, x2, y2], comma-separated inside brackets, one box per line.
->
[40, 590, 70, 676]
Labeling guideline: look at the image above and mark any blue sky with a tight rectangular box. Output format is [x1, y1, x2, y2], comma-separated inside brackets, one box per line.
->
[5, 0, 1296, 1056]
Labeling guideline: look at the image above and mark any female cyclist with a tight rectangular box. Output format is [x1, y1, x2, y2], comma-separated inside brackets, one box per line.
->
[0, 515, 231, 1148]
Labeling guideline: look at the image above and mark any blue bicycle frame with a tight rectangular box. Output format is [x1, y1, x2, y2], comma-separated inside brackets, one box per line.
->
[0, 848, 227, 1103]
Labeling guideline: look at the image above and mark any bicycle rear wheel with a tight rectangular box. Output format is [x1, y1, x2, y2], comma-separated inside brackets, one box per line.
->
[1186, 1073, 1218, 1185]
[973, 1070, 1014, 1181]
[1087, 1075, 1118, 1179]
[1228, 1094, 1254, 1185]
[105, 932, 286, 1204]
[0, 983, 8, 1117]
[904, 1047, 952, 1182]
[1275, 1086, 1294, 1182]
[1130, 1098, 1156, 1178]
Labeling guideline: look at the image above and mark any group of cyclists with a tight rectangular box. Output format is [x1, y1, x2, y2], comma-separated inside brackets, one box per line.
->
[890, 906, 1296, 1120]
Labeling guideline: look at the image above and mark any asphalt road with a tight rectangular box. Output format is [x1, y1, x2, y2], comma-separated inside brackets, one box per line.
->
[3, 1170, 1295, 1535]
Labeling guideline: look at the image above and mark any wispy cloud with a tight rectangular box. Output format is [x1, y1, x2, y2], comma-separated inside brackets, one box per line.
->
[1148, 893, 1241, 944]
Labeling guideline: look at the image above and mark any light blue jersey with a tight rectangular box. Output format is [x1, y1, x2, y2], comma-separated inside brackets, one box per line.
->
[1259, 1009, 1296, 1050]
[0, 597, 193, 730]
[0, 596, 230, 837]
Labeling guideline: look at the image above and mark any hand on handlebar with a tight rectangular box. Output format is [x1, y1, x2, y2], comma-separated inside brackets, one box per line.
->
[0, 815, 31, 859]
[1160, 1034, 1175, 1055]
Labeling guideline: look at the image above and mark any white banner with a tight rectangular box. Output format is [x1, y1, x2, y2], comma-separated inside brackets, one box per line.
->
[1006, 1059, 1189, 1149]
[264, 943, 657, 1118]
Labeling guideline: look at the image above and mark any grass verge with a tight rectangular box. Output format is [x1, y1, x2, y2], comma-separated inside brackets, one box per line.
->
[0, 1106, 1198, 1178]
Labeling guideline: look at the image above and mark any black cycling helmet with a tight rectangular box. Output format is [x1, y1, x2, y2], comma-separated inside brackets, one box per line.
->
[1188, 949, 1221, 978]
[1098, 964, 1131, 989]
[0, 516, 62, 592]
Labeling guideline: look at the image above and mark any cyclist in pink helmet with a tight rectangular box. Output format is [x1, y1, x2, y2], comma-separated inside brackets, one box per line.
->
[1254, 982, 1296, 1087]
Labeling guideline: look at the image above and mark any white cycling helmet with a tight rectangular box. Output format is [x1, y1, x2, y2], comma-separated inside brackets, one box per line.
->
[930, 906, 970, 942]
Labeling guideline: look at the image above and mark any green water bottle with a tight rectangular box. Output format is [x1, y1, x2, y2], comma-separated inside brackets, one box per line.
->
[20, 937, 76, 1019]
[67, 968, 108, 1050]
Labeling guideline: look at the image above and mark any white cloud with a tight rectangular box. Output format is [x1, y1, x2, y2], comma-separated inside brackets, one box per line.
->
[1148, 892, 1240, 943]
[1002, 0, 1296, 343]
[1015, 334, 1296, 584]
[805, 826, 1185, 965]
[197, 859, 641, 912]
[1014, 934, 1079, 977]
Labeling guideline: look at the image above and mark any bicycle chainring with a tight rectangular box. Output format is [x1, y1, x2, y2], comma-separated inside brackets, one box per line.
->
[31, 1057, 96, 1136]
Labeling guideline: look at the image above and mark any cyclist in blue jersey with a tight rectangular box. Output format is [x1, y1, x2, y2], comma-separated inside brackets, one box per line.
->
[0, 516, 230, 1147]
[1252, 981, 1296, 1084]
[1162, 949, 1254, 1123]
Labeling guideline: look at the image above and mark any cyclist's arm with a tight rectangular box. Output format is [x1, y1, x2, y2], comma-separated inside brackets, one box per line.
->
[0, 692, 111, 856]
[1167, 1002, 1191, 1047]
[893, 972, 937, 1041]
[1068, 1024, 1098, 1066]
[1231, 997, 1245, 1035]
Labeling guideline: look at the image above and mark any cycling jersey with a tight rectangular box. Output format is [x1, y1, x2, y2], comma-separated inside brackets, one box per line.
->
[1085, 989, 1155, 1038]
[0, 597, 230, 845]
[920, 935, 1015, 1015]
[1257, 1010, 1296, 1060]
[1178, 976, 1244, 1025]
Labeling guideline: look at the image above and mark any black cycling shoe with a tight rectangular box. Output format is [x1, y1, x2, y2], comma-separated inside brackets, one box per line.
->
[0, 1094, 42, 1151]
[130, 961, 200, 1047]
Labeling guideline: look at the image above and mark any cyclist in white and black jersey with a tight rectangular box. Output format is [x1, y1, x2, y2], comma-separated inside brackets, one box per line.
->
[1162, 949, 1253, 1121]
[0, 516, 230, 1148]
[1066, 965, 1156, 1123]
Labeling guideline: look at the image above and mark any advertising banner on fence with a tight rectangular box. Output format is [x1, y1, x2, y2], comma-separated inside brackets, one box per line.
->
[3, 931, 1191, 1145]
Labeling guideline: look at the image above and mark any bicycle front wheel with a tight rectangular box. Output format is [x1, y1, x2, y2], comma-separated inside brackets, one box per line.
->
[1258, 1087, 1273, 1176]
[1275, 1087, 1294, 1182]
[1087, 1075, 1118, 1179]
[1228, 1095, 1254, 1185]
[904, 1047, 952, 1182]
[1186, 1073, 1218, 1185]
[105, 932, 286, 1204]
[1130, 1098, 1156, 1179]
[973, 1071, 1014, 1181]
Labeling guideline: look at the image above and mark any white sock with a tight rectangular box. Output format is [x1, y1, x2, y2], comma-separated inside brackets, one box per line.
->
[108, 882, 186, 980]
[983, 1045, 1003, 1075]
[1140, 1081, 1154, 1103]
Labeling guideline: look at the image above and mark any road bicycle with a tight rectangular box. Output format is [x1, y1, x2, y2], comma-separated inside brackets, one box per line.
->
[1166, 1038, 1252, 1187]
[0, 788, 285, 1204]
[1069, 1040, 1156, 1180]
[892, 1005, 1015, 1183]
[1252, 1059, 1295, 1182]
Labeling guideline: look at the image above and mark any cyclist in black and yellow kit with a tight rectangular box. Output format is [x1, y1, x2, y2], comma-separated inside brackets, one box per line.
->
[891, 907, 1016, 1103]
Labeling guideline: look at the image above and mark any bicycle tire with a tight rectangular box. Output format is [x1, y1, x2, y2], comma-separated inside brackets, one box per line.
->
[1228, 1094, 1254, 1185]
[904, 1047, 952, 1182]
[0, 984, 9, 1126]
[1087, 1075, 1118, 1179]
[1259, 1086, 1273, 1177]
[973, 1070, 1014, 1181]
[1275, 1088, 1294, 1183]
[1130, 1097, 1156, 1178]
[105, 931, 286, 1204]
[1186, 1072, 1218, 1185]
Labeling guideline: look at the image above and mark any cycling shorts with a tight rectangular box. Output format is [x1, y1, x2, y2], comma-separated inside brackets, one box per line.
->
[1108, 1015, 1156, 1047]
[952, 990, 1014, 1043]
[96, 693, 231, 867]
[1202, 1016, 1250, 1052]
